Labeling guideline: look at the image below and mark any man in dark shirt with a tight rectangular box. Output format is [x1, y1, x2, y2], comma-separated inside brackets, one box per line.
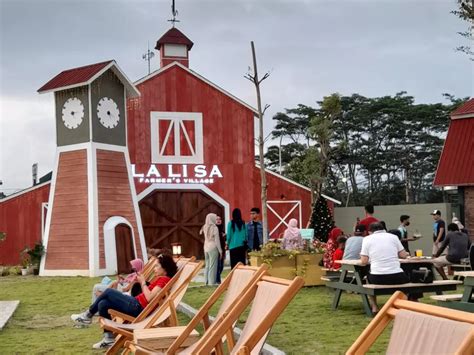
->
[433, 223, 470, 280]
[430, 209, 446, 255]
[246, 207, 263, 251]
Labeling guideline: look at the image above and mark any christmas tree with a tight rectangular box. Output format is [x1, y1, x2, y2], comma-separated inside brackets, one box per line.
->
[309, 195, 334, 242]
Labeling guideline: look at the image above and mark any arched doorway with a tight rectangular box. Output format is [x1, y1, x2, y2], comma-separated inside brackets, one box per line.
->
[139, 190, 225, 259]
[115, 223, 135, 274]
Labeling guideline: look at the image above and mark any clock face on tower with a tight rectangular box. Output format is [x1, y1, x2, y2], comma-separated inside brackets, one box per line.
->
[61, 97, 84, 129]
[97, 97, 120, 129]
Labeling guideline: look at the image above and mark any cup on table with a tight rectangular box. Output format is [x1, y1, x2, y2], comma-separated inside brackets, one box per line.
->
[415, 249, 423, 257]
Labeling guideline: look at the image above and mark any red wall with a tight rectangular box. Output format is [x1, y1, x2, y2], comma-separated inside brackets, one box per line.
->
[128, 64, 313, 233]
[0, 184, 50, 265]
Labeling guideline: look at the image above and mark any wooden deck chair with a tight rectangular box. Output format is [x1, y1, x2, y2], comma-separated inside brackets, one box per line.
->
[176, 257, 196, 271]
[142, 257, 157, 281]
[124, 263, 269, 355]
[102, 261, 203, 354]
[347, 291, 474, 355]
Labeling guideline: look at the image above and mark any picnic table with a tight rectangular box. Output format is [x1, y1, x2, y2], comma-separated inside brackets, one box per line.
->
[438, 271, 474, 313]
[326, 258, 461, 316]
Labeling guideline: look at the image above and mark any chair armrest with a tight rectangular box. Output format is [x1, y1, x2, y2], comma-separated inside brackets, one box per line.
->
[109, 309, 135, 323]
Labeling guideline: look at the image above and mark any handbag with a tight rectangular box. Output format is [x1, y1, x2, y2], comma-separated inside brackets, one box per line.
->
[410, 268, 433, 283]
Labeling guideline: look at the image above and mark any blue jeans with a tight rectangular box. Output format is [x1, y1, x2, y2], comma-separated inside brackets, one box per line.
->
[89, 288, 143, 320]
[216, 255, 224, 284]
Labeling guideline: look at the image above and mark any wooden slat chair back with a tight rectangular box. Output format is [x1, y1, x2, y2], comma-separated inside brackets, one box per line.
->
[142, 257, 157, 280]
[191, 276, 305, 355]
[347, 291, 474, 355]
[164, 263, 268, 355]
[176, 257, 196, 271]
[102, 261, 203, 354]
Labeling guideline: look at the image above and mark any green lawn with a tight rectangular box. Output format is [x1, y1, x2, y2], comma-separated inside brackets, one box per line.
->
[0, 275, 460, 354]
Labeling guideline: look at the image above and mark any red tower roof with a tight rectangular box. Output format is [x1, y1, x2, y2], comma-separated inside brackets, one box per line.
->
[38, 60, 113, 93]
[37, 60, 140, 97]
[155, 27, 194, 50]
[434, 100, 474, 186]
[451, 98, 474, 118]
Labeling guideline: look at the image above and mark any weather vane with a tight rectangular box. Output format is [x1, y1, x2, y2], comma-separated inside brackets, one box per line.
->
[168, 0, 180, 26]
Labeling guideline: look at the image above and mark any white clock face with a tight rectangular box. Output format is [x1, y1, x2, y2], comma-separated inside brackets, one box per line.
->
[97, 97, 120, 129]
[62, 97, 84, 129]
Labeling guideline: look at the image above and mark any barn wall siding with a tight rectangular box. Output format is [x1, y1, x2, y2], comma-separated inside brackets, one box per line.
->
[0, 184, 50, 265]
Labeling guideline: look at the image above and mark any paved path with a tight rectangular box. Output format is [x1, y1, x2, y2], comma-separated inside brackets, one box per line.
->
[0, 301, 19, 330]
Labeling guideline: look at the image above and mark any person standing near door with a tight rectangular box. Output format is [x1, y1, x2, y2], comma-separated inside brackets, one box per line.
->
[201, 213, 222, 285]
[247, 207, 263, 251]
[227, 208, 248, 268]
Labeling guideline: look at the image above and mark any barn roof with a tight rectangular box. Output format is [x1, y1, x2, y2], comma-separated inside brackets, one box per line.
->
[434, 104, 474, 186]
[451, 98, 474, 119]
[156, 27, 194, 50]
[135, 61, 258, 115]
[38, 60, 140, 97]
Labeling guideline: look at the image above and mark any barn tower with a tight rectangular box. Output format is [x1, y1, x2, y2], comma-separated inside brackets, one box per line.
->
[37, 60, 147, 276]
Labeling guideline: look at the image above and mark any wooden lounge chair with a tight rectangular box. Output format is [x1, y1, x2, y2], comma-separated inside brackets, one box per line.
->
[347, 291, 474, 355]
[127, 275, 304, 355]
[124, 263, 268, 354]
[101, 261, 203, 354]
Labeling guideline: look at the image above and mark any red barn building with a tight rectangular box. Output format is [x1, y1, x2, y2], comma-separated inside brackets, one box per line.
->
[434, 98, 474, 239]
[0, 27, 339, 271]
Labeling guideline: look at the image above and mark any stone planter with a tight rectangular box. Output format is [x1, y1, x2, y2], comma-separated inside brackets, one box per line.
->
[249, 253, 325, 286]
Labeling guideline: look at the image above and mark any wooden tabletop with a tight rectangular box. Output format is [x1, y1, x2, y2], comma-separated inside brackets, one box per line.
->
[335, 257, 434, 266]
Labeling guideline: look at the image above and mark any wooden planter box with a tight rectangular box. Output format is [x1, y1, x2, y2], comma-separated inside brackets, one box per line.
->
[249, 253, 324, 286]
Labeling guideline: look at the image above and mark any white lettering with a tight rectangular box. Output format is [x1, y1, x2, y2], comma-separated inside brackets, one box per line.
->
[194, 165, 206, 178]
[146, 164, 161, 178]
[168, 164, 181, 178]
[209, 165, 223, 178]
[132, 164, 144, 178]
[182, 164, 188, 178]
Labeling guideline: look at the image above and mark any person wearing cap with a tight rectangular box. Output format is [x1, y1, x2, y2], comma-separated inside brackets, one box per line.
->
[343, 224, 366, 260]
[430, 209, 446, 255]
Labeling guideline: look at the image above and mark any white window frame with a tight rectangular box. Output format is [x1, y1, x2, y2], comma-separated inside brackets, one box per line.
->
[267, 200, 302, 237]
[150, 111, 204, 164]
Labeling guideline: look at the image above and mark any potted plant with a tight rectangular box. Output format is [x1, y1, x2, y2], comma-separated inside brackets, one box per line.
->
[20, 249, 31, 276]
[27, 242, 45, 275]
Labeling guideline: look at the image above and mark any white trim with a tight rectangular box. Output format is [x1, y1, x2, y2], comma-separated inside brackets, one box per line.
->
[137, 183, 230, 226]
[41, 203, 48, 241]
[38, 61, 140, 98]
[40, 269, 90, 277]
[267, 201, 301, 237]
[451, 113, 474, 120]
[150, 111, 204, 164]
[135, 61, 258, 115]
[39, 148, 61, 276]
[103, 216, 138, 275]
[123, 150, 148, 264]
[88, 144, 99, 277]
[258, 165, 342, 205]
[0, 181, 50, 203]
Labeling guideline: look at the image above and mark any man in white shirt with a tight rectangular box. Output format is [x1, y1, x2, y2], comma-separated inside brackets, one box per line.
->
[360, 222, 409, 313]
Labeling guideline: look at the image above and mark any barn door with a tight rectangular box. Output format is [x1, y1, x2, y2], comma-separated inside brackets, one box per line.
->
[140, 190, 225, 259]
[115, 224, 135, 274]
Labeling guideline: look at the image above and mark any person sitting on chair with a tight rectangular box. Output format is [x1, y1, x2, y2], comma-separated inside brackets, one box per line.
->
[71, 254, 177, 349]
[360, 222, 410, 314]
[433, 223, 470, 280]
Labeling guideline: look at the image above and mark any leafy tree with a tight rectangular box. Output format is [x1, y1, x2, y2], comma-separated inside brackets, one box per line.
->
[452, 0, 474, 60]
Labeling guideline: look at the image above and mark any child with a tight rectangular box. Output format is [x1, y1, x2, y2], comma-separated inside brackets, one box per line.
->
[332, 236, 347, 270]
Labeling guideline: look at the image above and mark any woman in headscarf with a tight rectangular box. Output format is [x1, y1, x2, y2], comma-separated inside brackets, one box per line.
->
[226, 208, 248, 268]
[91, 258, 144, 302]
[282, 218, 304, 251]
[201, 213, 222, 285]
[323, 227, 344, 269]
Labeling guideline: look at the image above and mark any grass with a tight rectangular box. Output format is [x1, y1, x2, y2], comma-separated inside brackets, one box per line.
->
[0, 275, 462, 354]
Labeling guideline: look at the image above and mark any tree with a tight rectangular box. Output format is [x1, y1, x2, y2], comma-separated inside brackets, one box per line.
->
[245, 41, 270, 244]
[309, 195, 334, 242]
[452, 0, 474, 60]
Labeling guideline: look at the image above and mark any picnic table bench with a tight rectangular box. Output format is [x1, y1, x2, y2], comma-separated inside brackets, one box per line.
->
[326, 258, 461, 316]
[430, 271, 474, 313]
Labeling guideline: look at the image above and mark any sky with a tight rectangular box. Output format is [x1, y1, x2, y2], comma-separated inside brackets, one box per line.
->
[0, 0, 472, 194]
